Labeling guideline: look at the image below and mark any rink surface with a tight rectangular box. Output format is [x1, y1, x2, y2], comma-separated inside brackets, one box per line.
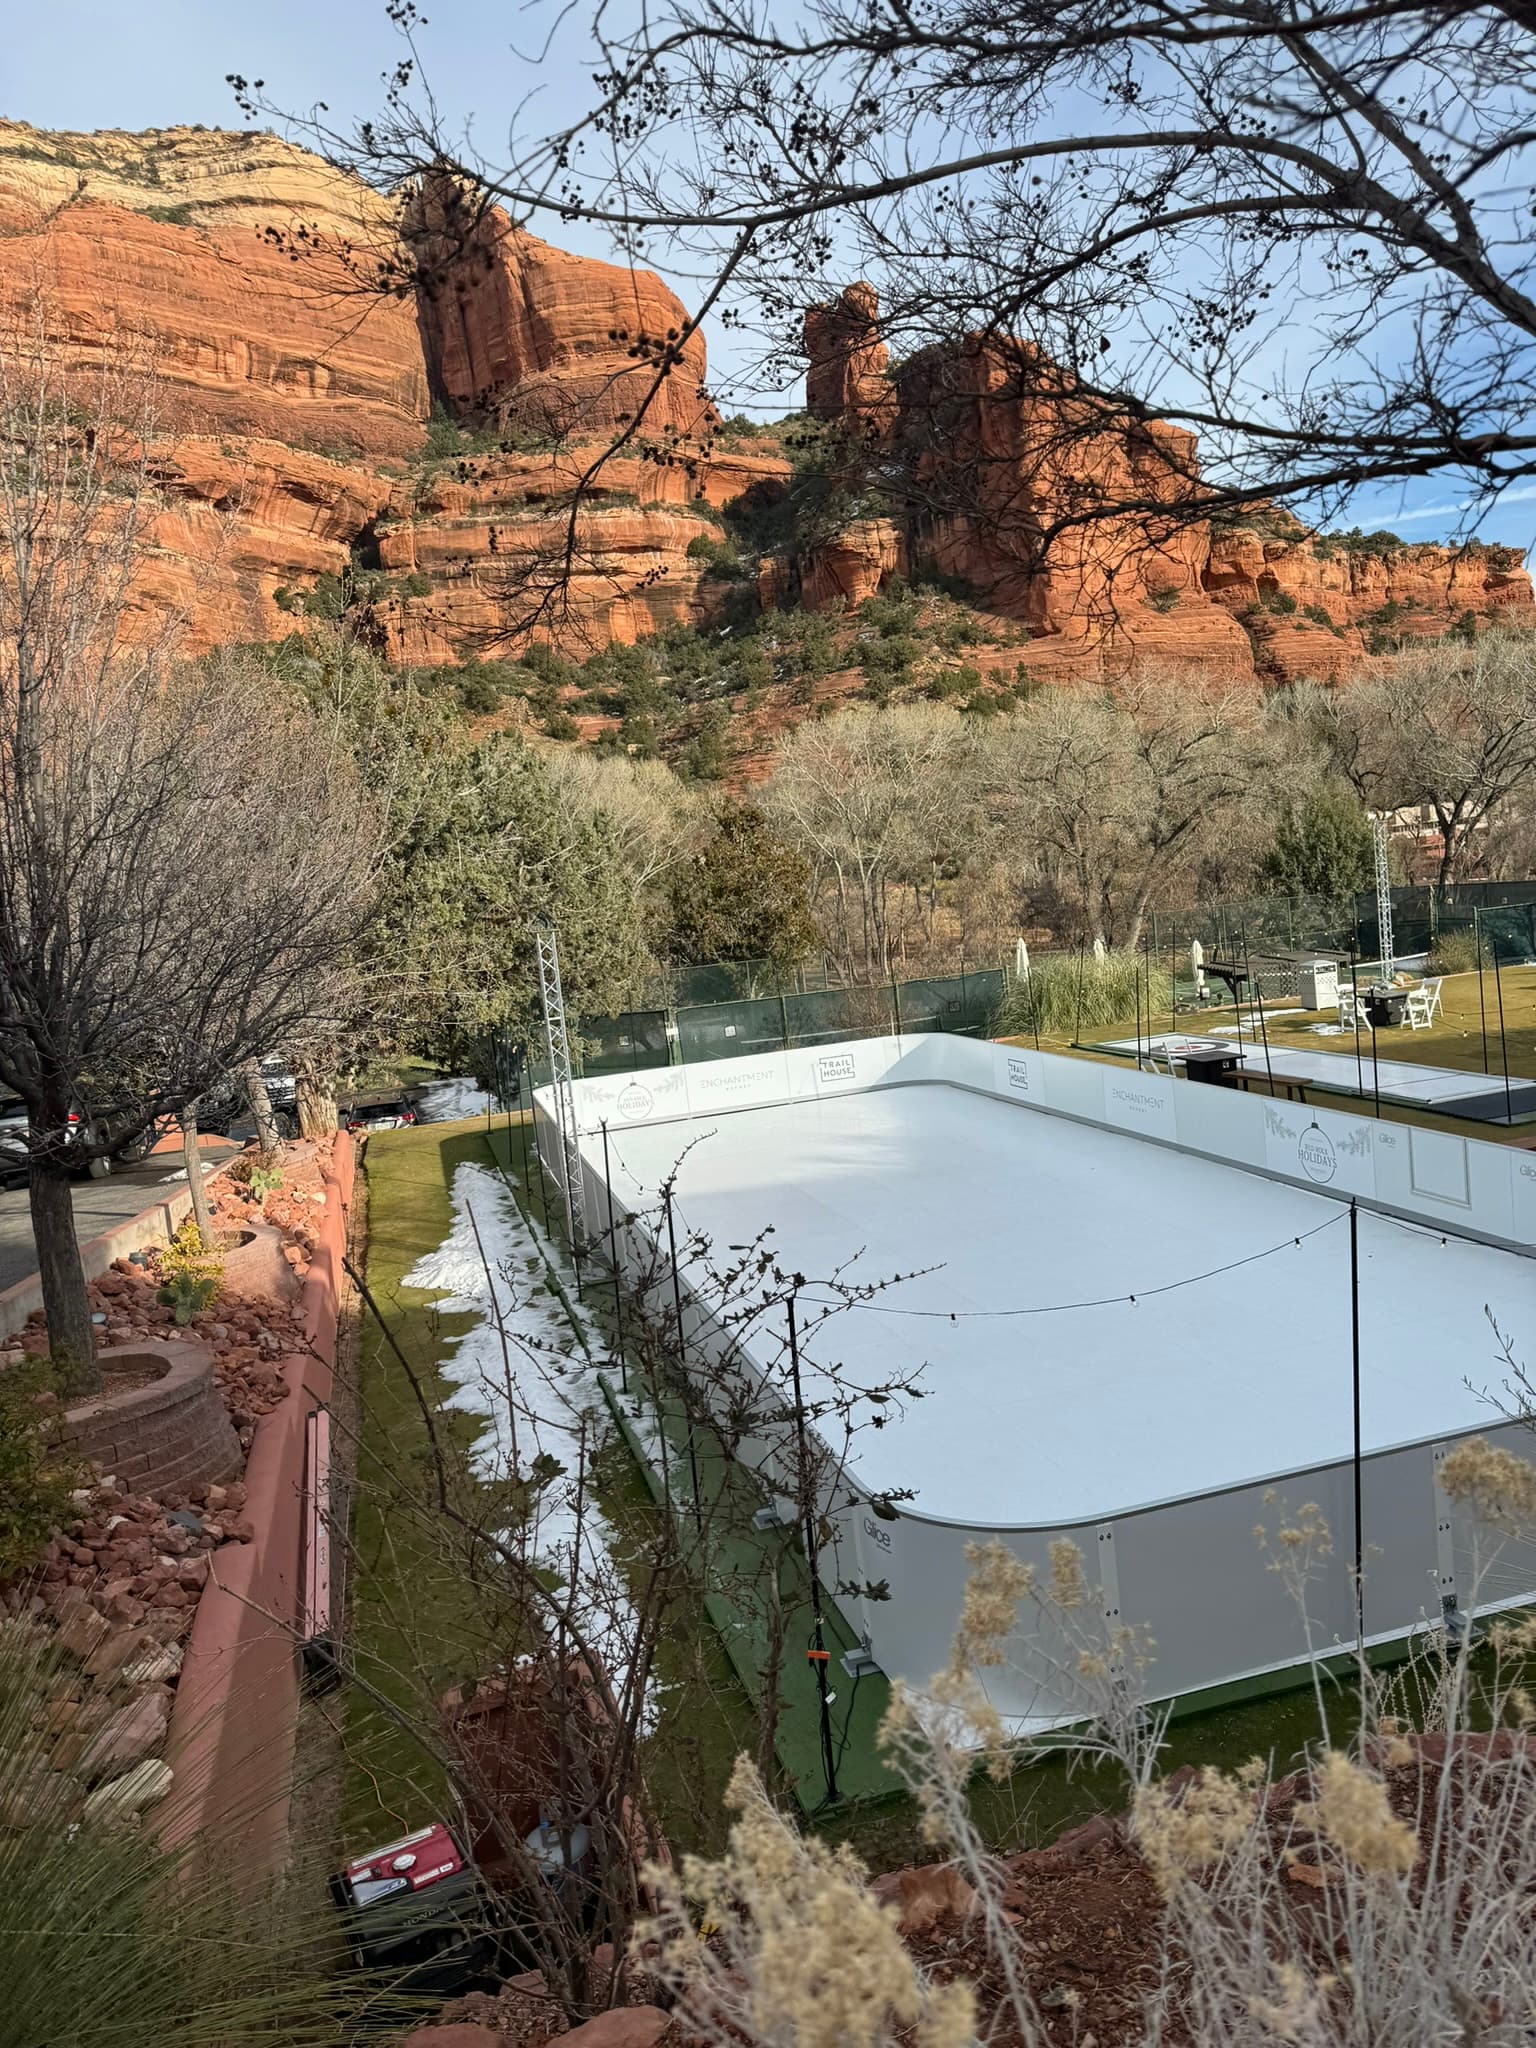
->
[603, 1082, 1530, 1528]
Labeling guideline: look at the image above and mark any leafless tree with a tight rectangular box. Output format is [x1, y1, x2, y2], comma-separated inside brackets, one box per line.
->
[0, 310, 381, 1384]
[1292, 632, 1536, 886]
[766, 706, 981, 978]
[991, 672, 1269, 946]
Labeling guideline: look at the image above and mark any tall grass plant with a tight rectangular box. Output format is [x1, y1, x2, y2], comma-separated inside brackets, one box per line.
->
[995, 948, 1173, 1040]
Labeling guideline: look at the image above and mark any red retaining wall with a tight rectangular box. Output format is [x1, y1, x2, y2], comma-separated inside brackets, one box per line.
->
[161, 1136, 355, 1879]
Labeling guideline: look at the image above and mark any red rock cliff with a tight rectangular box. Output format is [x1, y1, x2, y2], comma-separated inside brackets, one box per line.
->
[409, 178, 714, 442]
[0, 123, 780, 655]
[800, 284, 1534, 681]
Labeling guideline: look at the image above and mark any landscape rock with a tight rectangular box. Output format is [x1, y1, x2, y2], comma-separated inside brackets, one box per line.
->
[82, 1757, 174, 1824]
[55, 1598, 112, 1664]
[76, 1686, 171, 1781]
[0, 1761, 79, 1829]
[552, 2006, 675, 2048]
[871, 1860, 981, 1937]
[83, 1625, 154, 1686]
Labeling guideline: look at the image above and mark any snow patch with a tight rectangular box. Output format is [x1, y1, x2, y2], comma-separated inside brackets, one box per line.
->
[415, 1077, 496, 1123]
[403, 1162, 647, 1716]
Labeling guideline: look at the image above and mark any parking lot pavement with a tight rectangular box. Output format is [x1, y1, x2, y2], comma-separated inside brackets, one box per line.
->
[0, 1143, 240, 1293]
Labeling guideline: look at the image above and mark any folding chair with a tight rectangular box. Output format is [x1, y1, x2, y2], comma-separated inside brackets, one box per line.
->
[1337, 987, 1358, 1031]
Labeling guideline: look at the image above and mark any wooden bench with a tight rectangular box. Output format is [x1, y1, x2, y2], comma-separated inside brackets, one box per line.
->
[1232, 1071, 1313, 1104]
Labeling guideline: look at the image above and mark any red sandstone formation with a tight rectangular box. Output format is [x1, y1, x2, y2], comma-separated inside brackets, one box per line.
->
[0, 122, 780, 655]
[0, 127, 428, 460]
[410, 177, 714, 442]
[799, 284, 1535, 681]
[0, 115, 1528, 680]
[368, 442, 789, 659]
[804, 283, 898, 434]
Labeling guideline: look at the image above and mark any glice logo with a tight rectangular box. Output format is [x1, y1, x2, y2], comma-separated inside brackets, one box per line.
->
[1297, 1125, 1338, 1183]
[817, 1053, 857, 1084]
[616, 1082, 655, 1121]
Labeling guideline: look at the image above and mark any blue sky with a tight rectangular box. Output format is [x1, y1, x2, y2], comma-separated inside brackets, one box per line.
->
[6, 2, 1531, 553]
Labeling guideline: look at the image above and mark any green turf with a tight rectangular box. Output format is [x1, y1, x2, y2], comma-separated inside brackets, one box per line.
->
[342, 1120, 515, 1841]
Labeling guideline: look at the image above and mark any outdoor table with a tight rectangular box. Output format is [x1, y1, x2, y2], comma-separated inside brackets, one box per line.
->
[1177, 1045, 1247, 1086]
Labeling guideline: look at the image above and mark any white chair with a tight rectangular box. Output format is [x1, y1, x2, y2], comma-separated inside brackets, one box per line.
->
[1146, 1043, 1176, 1076]
[1337, 987, 1358, 1030]
[1406, 977, 1442, 1031]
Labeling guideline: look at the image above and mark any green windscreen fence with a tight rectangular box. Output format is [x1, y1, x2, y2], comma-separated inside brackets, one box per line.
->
[586, 968, 1007, 1074]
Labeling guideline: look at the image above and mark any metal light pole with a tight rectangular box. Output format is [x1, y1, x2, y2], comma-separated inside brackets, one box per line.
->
[788, 1291, 840, 1807]
[600, 1121, 628, 1395]
[1350, 1200, 1364, 1656]
[1492, 936, 1514, 1123]
[663, 1189, 703, 1537]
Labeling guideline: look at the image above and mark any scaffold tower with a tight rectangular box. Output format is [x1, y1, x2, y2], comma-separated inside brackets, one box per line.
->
[1371, 813, 1395, 981]
[536, 925, 587, 1248]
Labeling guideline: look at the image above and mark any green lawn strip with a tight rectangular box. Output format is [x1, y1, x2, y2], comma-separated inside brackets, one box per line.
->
[345, 1119, 524, 1840]
[348, 1114, 773, 1858]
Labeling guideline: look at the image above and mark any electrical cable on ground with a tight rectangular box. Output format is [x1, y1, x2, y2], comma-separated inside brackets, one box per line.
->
[797, 1211, 1346, 1319]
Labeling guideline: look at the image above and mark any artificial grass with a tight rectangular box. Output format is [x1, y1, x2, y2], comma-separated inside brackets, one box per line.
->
[1259, 964, 1536, 1084]
[342, 1120, 513, 1841]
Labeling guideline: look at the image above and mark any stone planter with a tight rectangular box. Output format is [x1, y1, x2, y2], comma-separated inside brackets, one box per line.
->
[64, 1340, 241, 1496]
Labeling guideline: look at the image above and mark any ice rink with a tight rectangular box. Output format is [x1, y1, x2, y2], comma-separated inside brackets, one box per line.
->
[602, 1082, 1529, 1530]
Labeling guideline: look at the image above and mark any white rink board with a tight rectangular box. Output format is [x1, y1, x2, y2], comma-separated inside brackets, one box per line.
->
[543, 1036, 1536, 1718]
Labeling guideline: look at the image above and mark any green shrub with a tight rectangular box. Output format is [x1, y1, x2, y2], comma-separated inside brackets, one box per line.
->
[155, 1222, 222, 1327]
[1149, 587, 1180, 612]
[0, 1360, 78, 1579]
[859, 583, 922, 638]
[860, 634, 920, 683]
[456, 663, 508, 714]
[1261, 588, 1299, 615]
[995, 949, 1173, 1039]
[519, 643, 579, 692]
[1427, 928, 1490, 975]
[685, 534, 747, 579]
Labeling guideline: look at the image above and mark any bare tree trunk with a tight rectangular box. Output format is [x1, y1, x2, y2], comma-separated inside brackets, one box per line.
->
[29, 1153, 96, 1394]
[242, 1057, 281, 1160]
[295, 1056, 338, 1141]
[181, 1109, 216, 1245]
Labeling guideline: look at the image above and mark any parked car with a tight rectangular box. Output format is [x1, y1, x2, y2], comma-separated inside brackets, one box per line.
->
[0, 1103, 147, 1188]
[257, 1054, 298, 1110]
[345, 1100, 418, 1133]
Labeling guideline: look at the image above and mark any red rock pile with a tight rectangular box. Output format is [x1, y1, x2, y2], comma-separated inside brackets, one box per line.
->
[0, 1480, 258, 1827]
[0, 1131, 336, 1820]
